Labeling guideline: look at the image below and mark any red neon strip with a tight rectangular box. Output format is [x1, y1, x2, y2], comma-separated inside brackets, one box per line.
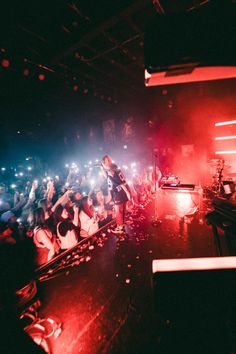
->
[215, 150, 236, 154]
[215, 136, 236, 140]
[215, 120, 236, 126]
[152, 257, 236, 273]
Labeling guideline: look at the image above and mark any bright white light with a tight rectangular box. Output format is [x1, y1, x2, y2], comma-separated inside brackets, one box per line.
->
[152, 256, 236, 273]
[19, 172, 24, 176]
[11, 184, 16, 189]
[46, 176, 51, 181]
[17, 218, 21, 223]
[88, 161, 92, 165]
[127, 180, 132, 185]
[215, 120, 236, 127]
[76, 180, 79, 183]
[1, 167, 6, 171]
[43, 178, 47, 182]
[15, 173, 18, 177]
[122, 165, 128, 170]
[65, 182, 69, 187]
[149, 166, 153, 170]
[84, 164, 88, 168]
[215, 136, 236, 140]
[99, 171, 103, 177]
[112, 160, 115, 163]
[55, 175, 59, 179]
[82, 191, 86, 195]
[27, 166, 32, 171]
[95, 159, 99, 162]
[89, 167, 93, 171]
[34, 180, 38, 184]
[123, 145, 128, 149]
[71, 162, 77, 167]
[0, 200, 2, 205]
[65, 164, 69, 168]
[90, 179, 95, 186]
[131, 162, 136, 168]
[216, 150, 236, 154]
[26, 157, 29, 161]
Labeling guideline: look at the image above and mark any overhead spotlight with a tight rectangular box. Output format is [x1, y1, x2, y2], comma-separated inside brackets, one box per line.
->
[38, 74, 45, 81]
[123, 145, 128, 149]
[23, 68, 30, 76]
[1, 59, 10, 68]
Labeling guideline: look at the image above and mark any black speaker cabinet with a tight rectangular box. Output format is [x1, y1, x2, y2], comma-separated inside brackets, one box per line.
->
[152, 257, 236, 321]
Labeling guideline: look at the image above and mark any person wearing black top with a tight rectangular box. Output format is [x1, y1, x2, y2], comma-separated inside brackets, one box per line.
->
[101, 155, 131, 235]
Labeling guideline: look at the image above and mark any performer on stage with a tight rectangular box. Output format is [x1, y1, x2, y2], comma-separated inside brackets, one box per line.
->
[101, 155, 131, 235]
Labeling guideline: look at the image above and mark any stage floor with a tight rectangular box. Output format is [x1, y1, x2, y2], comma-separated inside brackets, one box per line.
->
[37, 191, 220, 354]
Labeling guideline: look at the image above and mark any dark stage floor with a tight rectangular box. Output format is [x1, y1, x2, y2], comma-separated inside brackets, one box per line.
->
[37, 189, 231, 354]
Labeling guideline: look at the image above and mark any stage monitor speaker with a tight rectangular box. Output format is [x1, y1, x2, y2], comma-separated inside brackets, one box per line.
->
[144, 2, 236, 85]
[152, 257, 236, 321]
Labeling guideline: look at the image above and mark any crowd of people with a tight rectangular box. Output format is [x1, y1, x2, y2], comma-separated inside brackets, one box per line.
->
[0, 155, 158, 267]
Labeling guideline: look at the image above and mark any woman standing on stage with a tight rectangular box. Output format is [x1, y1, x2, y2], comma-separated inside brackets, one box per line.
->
[101, 155, 131, 235]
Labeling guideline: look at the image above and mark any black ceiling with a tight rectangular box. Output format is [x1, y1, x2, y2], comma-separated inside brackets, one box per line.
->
[1, 0, 217, 105]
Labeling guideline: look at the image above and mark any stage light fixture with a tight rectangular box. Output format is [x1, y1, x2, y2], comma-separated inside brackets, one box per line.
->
[215, 120, 236, 126]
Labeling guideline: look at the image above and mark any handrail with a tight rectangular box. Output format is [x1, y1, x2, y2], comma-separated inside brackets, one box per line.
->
[35, 219, 115, 278]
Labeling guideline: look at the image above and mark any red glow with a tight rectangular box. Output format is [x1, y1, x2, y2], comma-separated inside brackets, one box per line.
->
[215, 120, 236, 126]
[38, 74, 45, 81]
[23, 69, 30, 76]
[73, 85, 78, 92]
[215, 136, 236, 140]
[1, 59, 10, 68]
[176, 193, 193, 214]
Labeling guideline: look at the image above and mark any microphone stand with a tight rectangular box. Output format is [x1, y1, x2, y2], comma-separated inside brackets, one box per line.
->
[152, 152, 162, 226]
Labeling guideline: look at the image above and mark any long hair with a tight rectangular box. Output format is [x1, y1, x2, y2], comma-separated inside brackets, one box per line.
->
[53, 205, 64, 225]
[37, 198, 51, 212]
[79, 196, 94, 218]
[32, 207, 47, 229]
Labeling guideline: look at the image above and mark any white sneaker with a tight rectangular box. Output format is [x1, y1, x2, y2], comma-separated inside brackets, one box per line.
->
[111, 226, 125, 235]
